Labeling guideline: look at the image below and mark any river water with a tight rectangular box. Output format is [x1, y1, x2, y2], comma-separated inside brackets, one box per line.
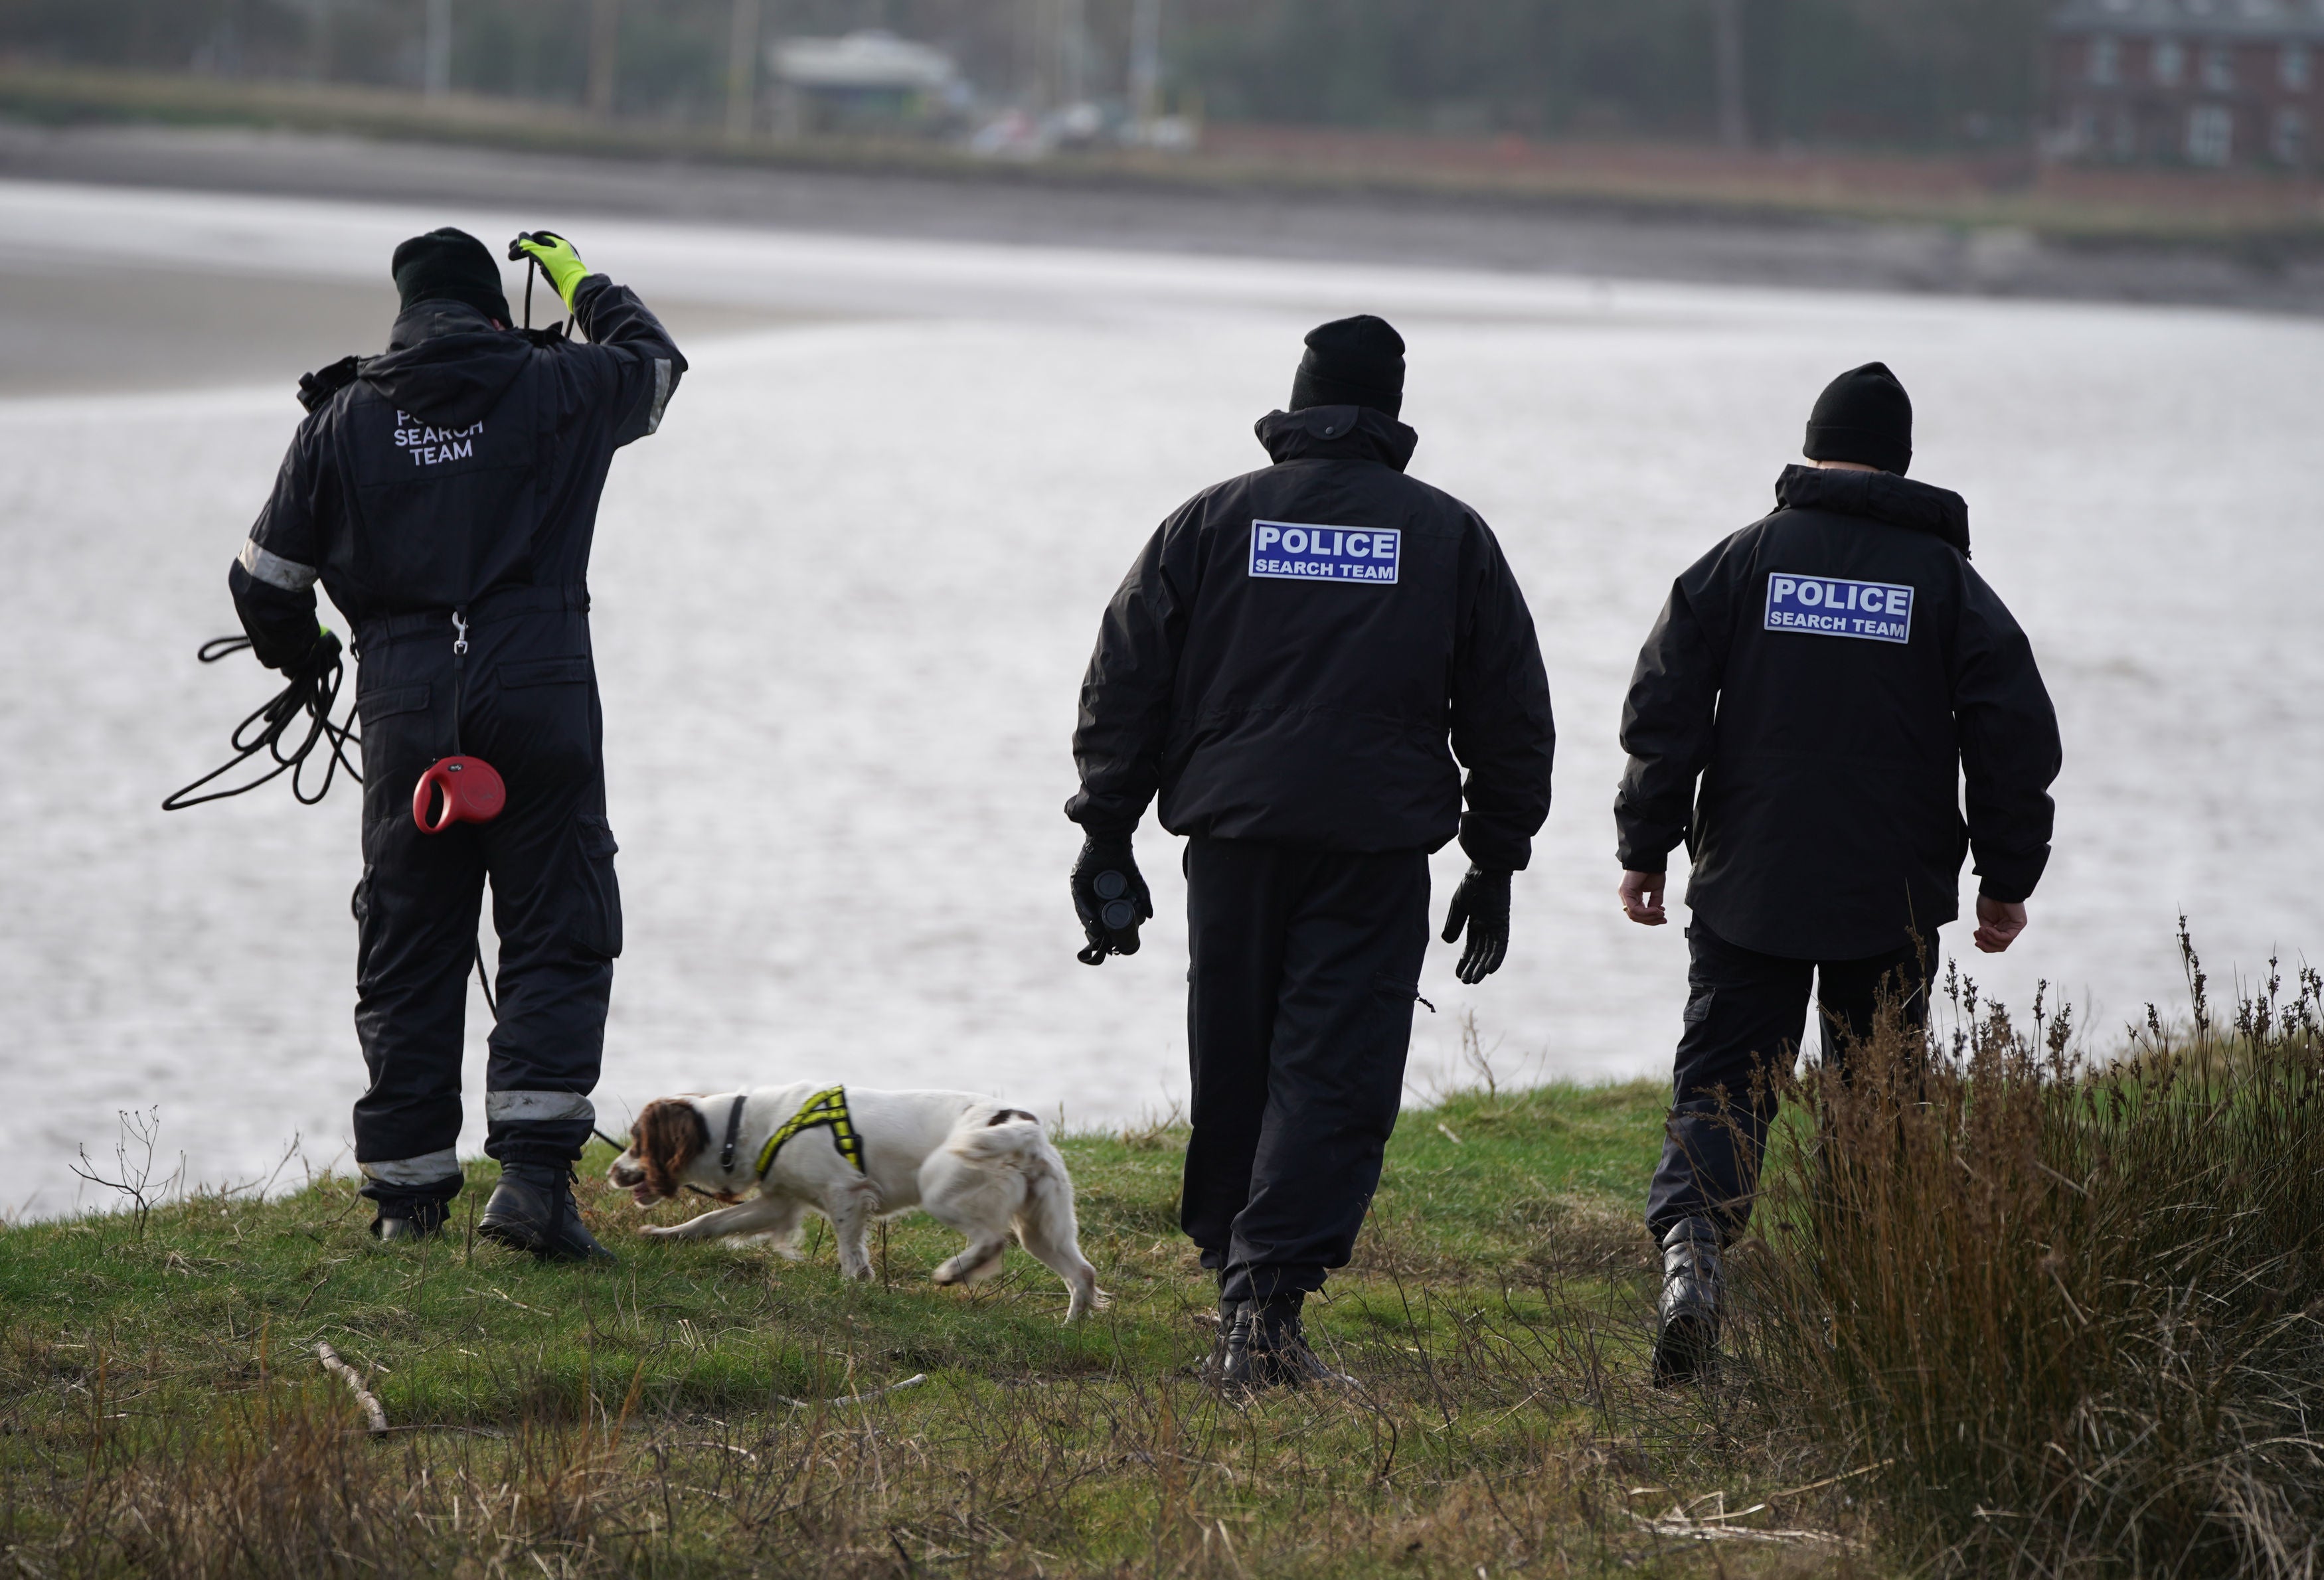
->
[3, 179, 2319, 1220]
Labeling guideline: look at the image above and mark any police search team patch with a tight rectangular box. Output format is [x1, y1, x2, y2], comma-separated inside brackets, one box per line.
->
[1764, 574, 1914, 645]
[1250, 521, 1400, 585]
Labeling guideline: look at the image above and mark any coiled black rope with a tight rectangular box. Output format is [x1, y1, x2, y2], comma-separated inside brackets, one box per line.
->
[161, 635, 363, 811]
[171, 634, 516, 1131]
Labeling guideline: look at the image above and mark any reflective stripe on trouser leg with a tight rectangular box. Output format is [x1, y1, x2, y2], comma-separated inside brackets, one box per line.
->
[359, 1150, 463, 1189]
[485, 1091, 595, 1125]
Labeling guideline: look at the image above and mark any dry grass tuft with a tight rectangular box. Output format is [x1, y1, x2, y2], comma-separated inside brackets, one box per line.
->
[1731, 923, 2324, 1577]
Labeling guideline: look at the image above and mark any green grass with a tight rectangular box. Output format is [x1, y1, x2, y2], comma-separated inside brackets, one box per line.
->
[0, 1081, 1863, 1577]
[12, 942, 2313, 1576]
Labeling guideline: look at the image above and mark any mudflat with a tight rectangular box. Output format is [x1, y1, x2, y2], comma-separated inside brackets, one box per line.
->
[4, 120, 2321, 321]
[0, 252, 799, 396]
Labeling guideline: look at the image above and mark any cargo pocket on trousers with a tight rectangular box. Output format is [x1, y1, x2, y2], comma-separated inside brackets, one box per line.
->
[1372, 971, 1428, 1018]
[356, 684, 430, 729]
[570, 814, 623, 959]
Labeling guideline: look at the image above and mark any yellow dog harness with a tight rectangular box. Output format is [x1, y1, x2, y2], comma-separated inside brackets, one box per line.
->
[752, 1086, 865, 1180]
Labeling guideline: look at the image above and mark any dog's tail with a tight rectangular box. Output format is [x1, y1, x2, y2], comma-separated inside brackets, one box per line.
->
[955, 1108, 1108, 1321]
[946, 1105, 1048, 1164]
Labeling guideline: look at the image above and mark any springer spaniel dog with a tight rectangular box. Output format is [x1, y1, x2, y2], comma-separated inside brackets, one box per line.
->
[608, 1083, 1106, 1322]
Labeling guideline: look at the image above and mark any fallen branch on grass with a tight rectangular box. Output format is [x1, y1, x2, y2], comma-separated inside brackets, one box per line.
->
[776, 1374, 927, 1408]
[1768, 1458, 1895, 1500]
[1626, 1510, 1851, 1546]
[372, 1423, 507, 1438]
[316, 1343, 387, 1435]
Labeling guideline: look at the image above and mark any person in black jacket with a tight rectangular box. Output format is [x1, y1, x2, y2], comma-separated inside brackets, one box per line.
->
[1614, 362, 2060, 1383]
[1069, 316, 1555, 1389]
[228, 226, 684, 1259]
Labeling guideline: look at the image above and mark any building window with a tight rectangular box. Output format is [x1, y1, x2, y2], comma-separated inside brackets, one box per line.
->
[2090, 35, 2121, 85]
[2188, 102, 2234, 165]
[2070, 104, 2100, 154]
[2200, 44, 2236, 90]
[2276, 106, 2309, 163]
[2285, 44, 2313, 91]
[2153, 39, 2185, 85]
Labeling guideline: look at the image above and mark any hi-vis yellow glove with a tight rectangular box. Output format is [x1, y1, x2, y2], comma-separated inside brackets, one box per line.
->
[508, 230, 590, 311]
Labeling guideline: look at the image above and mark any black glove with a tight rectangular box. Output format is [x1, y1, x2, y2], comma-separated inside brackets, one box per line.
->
[291, 625, 343, 681]
[1071, 835, 1153, 966]
[1440, 866, 1511, 985]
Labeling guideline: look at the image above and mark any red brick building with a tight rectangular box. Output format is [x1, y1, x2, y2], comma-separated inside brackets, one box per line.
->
[2050, 0, 2324, 168]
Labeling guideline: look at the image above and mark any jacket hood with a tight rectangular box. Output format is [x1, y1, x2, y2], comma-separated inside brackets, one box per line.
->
[1256, 406, 1418, 473]
[360, 300, 533, 426]
[1775, 463, 1970, 558]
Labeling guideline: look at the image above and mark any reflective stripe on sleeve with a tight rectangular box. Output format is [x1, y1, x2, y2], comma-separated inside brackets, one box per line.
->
[645, 358, 672, 435]
[238, 538, 320, 592]
[359, 1149, 462, 1187]
[486, 1090, 596, 1124]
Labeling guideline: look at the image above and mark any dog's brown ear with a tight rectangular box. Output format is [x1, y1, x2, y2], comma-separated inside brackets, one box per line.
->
[631, 1099, 710, 1200]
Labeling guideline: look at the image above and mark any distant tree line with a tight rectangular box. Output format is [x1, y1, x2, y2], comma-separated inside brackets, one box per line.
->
[1179, 0, 2050, 148]
[0, 0, 2054, 149]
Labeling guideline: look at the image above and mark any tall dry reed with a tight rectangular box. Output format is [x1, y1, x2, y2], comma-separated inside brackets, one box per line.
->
[1732, 926, 2324, 1577]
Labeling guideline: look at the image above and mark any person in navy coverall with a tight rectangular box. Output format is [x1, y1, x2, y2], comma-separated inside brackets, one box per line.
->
[230, 227, 684, 1259]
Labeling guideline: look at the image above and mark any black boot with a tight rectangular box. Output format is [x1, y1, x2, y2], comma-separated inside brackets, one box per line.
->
[1218, 1294, 1343, 1391]
[1652, 1218, 1724, 1387]
[1200, 1297, 1247, 1384]
[477, 1164, 614, 1262]
[371, 1198, 451, 1243]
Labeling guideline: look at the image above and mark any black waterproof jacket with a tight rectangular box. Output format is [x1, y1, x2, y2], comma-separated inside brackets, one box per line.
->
[1615, 465, 2060, 961]
[228, 277, 683, 665]
[1068, 406, 1555, 870]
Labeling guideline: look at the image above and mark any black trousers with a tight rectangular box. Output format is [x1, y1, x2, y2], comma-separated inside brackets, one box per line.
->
[1182, 838, 1430, 1303]
[1645, 921, 1930, 1243]
[349, 591, 622, 1211]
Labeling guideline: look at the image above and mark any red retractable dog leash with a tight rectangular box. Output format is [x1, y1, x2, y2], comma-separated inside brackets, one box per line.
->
[414, 609, 507, 834]
[414, 755, 506, 830]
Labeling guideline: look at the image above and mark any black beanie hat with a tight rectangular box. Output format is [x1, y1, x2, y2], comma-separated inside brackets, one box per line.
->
[390, 227, 511, 323]
[1289, 315, 1406, 419]
[1803, 361, 1912, 475]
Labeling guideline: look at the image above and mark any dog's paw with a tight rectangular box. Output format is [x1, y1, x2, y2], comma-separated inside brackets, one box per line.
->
[637, 1224, 682, 1240]
[932, 1249, 1004, 1286]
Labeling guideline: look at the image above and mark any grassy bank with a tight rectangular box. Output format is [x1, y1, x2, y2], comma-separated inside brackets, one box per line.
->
[9, 943, 2321, 1577]
[7, 64, 2324, 247]
[6, 1081, 1831, 1578]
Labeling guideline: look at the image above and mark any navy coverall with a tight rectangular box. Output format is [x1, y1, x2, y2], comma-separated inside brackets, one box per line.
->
[229, 281, 684, 1214]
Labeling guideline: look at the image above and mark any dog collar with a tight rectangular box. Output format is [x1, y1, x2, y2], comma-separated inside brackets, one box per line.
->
[717, 1093, 747, 1174]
